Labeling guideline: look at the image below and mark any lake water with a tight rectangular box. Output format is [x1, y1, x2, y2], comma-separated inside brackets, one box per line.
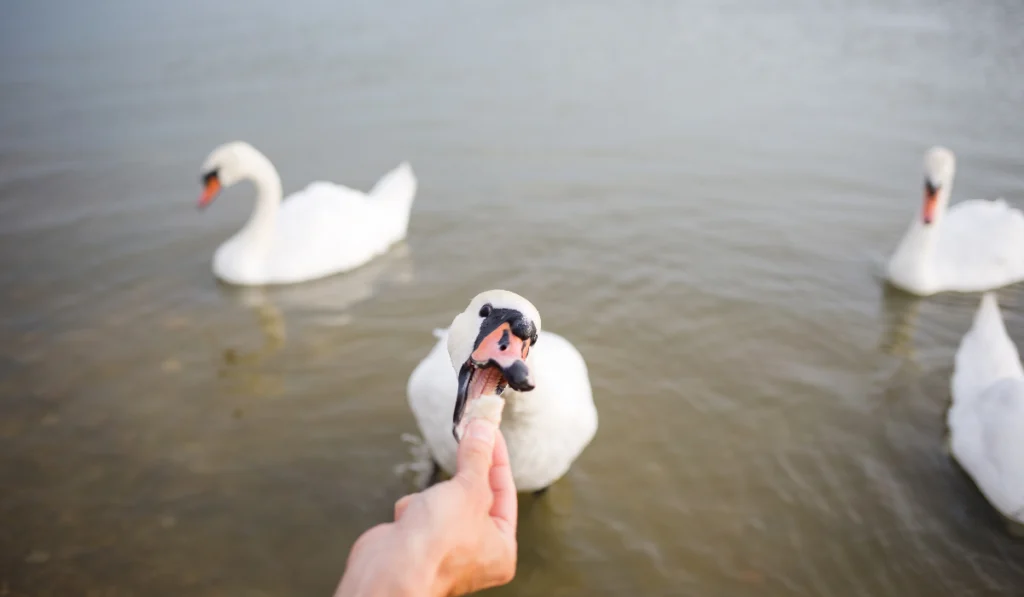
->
[2, 0, 1024, 595]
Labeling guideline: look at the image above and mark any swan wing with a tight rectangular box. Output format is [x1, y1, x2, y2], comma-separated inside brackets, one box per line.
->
[934, 199, 1024, 292]
[949, 294, 1024, 522]
[263, 164, 417, 284]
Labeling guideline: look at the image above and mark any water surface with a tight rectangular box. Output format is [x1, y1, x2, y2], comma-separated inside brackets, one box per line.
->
[3, 0, 1024, 595]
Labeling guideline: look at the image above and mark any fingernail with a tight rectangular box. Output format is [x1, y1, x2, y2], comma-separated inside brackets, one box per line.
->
[467, 419, 496, 443]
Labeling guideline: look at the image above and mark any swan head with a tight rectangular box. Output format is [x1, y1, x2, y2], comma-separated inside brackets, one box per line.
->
[921, 146, 956, 225]
[197, 141, 267, 209]
[446, 289, 541, 440]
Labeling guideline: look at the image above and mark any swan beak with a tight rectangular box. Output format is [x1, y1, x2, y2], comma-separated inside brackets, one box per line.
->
[452, 318, 536, 441]
[198, 172, 221, 210]
[922, 179, 939, 224]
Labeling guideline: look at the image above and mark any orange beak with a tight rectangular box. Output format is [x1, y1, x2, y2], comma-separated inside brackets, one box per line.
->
[198, 173, 221, 210]
[922, 179, 938, 225]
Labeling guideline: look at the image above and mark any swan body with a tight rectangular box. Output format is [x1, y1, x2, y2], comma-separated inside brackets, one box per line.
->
[949, 293, 1024, 524]
[407, 290, 598, 492]
[886, 147, 1024, 296]
[198, 142, 416, 286]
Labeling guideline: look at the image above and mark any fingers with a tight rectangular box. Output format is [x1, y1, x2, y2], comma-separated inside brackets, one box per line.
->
[455, 419, 498, 490]
[488, 431, 518, 536]
[393, 495, 413, 520]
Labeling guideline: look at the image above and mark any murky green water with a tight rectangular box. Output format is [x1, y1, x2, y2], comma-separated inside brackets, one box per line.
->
[2, 0, 1024, 595]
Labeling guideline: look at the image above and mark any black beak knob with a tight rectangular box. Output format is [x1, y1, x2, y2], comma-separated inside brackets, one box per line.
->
[502, 361, 534, 392]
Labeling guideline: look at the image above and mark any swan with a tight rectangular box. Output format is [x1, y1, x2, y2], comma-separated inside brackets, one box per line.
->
[949, 293, 1024, 528]
[885, 146, 1024, 296]
[406, 289, 598, 494]
[197, 141, 416, 286]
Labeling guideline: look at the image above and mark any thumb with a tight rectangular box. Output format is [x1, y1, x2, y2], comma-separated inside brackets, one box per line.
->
[455, 418, 498, 488]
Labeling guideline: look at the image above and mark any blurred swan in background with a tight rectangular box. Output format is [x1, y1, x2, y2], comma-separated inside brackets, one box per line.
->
[197, 141, 417, 286]
[949, 293, 1024, 529]
[886, 146, 1024, 296]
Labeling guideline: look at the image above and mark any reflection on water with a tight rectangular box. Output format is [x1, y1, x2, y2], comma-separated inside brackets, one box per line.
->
[878, 286, 923, 361]
[215, 293, 287, 399]
[873, 287, 926, 411]
[220, 244, 416, 328]
[3, 0, 1024, 595]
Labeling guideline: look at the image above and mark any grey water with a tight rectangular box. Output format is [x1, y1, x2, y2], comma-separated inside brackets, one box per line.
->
[2, 0, 1024, 595]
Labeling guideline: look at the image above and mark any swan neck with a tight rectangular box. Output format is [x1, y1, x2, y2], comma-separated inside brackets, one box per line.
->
[931, 184, 952, 226]
[906, 214, 940, 258]
[889, 184, 950, 286]
[241, 155, 283, 242]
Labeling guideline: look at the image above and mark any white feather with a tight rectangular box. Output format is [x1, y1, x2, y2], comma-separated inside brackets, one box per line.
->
[948, 293, 1024, 523]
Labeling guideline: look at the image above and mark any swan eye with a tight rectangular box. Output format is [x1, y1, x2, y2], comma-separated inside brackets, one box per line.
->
[479, 304, 492, 317]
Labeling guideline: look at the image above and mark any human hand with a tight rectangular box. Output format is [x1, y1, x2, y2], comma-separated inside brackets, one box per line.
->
[334, 419, 518, 597]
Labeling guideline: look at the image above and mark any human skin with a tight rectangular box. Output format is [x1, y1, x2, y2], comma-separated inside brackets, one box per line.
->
[333, 419, 518, 597]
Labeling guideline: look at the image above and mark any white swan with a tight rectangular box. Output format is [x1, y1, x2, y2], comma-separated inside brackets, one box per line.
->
[885, 146, 1024, 296]
[197, 141, 416, 286]
[949, 293, 1024, 526]
[406, 289, 598, 493]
